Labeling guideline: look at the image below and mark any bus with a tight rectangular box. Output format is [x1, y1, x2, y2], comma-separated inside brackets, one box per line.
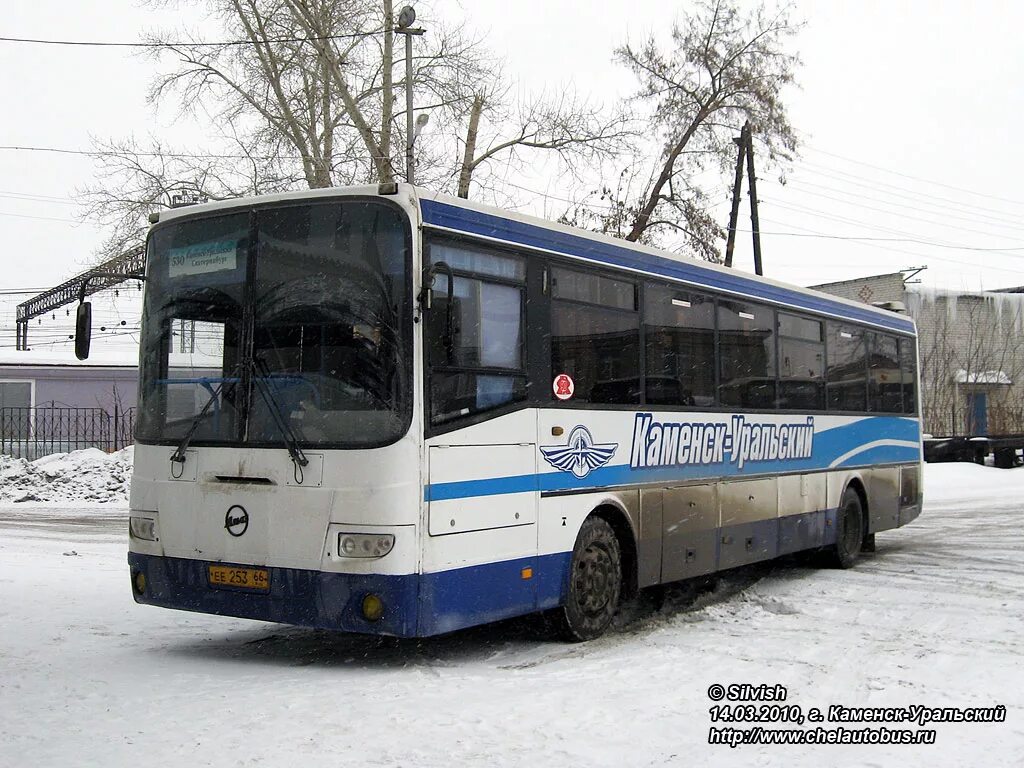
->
[106, 183, 922, 641]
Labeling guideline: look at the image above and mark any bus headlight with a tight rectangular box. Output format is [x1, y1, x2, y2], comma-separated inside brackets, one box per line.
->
[338, 533, 395, 558]
[129, 516, 159, 542]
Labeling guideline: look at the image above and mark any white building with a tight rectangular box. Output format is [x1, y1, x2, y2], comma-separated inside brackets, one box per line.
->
[813, 272, 1024, 436]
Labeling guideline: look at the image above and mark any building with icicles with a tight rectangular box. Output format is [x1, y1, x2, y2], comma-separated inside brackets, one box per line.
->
[812, 272, 1024, 437]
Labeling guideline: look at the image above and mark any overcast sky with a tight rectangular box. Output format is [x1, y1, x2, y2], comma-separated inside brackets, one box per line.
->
[3, 0, 1024, 356]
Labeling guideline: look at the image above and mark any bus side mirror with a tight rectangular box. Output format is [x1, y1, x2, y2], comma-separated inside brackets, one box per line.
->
[75, 302, 93, 360]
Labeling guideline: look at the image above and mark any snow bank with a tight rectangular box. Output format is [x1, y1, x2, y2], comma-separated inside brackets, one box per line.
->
[924, 460, 1024, 506]
[0, 446, 133, 505]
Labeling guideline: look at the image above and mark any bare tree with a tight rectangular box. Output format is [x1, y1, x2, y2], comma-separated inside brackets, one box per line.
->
[80, 0, 636, 261]
[79, 0, 486, 248]
[572, 0, 800, 261]
[454, 87, 632, 199]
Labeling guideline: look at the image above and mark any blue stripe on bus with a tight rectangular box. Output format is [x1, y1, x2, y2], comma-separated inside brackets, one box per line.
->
[424, 417, 921, 502]
[420, 199, 916, 334]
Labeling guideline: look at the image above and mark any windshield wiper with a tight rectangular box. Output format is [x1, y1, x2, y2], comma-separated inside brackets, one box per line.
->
[169, 373, 239, 471]
[167, 359, 310, 481]
[250, 356, 310, 482]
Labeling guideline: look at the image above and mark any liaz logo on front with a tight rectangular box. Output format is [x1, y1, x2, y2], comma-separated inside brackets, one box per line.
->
[630, 413, 815, 470]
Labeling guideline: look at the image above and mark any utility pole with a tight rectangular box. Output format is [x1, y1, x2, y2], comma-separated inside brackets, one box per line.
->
[723, 120, 764, 276]
[724, 125, 748, 268]
[744, 123, 764, 277]
[396, 6, 425, 185]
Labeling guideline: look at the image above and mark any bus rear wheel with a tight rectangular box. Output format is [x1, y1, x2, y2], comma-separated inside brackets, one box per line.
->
[557, 516, 622, 642]
[829, 488, 865, 569]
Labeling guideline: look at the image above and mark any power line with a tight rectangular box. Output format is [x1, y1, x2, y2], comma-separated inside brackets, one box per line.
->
[749, 224, 1023, 252]
[0, 190, 76, 204]
[0, 144, 280, 161]
[765, 178, 1024, 241]
[760, 196, 1024, 254]
[794, 158, 1024, 219]
[0, 210, 91, 224]
[803, 144, 1024, 207]
[773, 176, 1024, 234]
[751, 218, 1024, 276]
[0, 32, 370, 49]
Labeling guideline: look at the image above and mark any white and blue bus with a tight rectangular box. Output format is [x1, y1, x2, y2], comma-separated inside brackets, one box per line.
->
[117, 184, 922, 640]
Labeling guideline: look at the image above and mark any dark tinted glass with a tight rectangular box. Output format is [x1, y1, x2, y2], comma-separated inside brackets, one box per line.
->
[778, 313, 824, 409]
[718, 301, 776, 408]
[552, 267, 635, 310]
[779, 313, 823, 342]
[139, 203, 411, 447]
[644, 284, 715, 406]
[900, 337, 918, 414]
[552, 301, 640, 404]
[869, 333, 902, 412]
[826, 323, 867, 411]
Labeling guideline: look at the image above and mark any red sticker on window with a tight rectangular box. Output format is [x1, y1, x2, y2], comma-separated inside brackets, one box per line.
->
[553, 373, 575, 401]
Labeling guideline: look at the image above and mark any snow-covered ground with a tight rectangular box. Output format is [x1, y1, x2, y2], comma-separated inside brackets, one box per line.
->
[1, 462, 1022, 767]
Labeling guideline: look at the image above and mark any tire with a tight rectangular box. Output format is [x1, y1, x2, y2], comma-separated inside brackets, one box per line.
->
[829, 487, 865, 569]
[556, 516, 623, 641]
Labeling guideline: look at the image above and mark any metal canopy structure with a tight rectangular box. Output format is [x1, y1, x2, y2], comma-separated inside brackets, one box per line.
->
[15, 245, 146, 350]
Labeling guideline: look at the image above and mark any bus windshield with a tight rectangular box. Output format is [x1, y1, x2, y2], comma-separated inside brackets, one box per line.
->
[136, 198, 411, 449]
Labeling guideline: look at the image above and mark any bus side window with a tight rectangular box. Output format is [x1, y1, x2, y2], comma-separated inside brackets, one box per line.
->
[550, 267, 640, 404]
[778, 313, 824, 410]
[718, 301, 776, 409]
[643, 283, 715, 407]
[868, 332, 902, 413]
[426, 241, 527, 425]
[826, 323, 867, 412]
[900, 337, 918, 414]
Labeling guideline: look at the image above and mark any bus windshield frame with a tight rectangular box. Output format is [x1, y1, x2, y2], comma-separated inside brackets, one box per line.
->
[135, 196, 413, 451]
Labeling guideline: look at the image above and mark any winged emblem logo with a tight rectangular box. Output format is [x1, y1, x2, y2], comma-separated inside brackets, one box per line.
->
[540, 425, 618, 479]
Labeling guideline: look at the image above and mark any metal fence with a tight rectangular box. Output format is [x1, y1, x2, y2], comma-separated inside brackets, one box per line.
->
[923, 403, 1024, 437]
[0, 406, 136, 461]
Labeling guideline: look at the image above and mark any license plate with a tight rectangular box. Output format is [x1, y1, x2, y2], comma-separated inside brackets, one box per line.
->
[208, 565, 270, 591]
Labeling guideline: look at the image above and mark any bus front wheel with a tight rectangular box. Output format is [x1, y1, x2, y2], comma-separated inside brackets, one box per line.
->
[829, 488, 865, 569]
[557, 516, 623, 641]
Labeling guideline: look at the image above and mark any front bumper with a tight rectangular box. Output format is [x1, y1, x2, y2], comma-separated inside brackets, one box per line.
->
[128, 552, 419, 637]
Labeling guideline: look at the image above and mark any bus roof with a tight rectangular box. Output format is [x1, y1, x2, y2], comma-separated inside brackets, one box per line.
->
[151, 184, 915, 335]
[417, 189, 916, 336]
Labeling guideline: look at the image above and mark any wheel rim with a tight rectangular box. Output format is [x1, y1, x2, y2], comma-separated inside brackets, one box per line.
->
[573, 541, 617, 617]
